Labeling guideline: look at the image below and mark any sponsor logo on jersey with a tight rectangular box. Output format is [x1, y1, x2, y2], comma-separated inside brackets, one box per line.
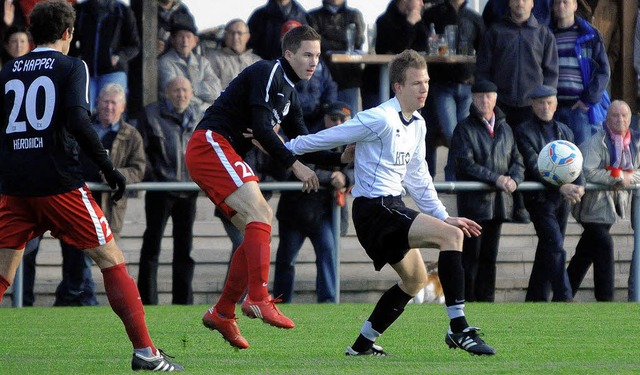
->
[394, 151, 411, 165]
[283, 101, 290, 116]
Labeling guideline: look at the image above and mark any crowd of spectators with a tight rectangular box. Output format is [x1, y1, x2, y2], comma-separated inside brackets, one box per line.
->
[3, 0, 640, 306]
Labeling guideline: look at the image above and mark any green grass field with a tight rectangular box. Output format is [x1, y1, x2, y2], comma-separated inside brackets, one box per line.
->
[1, 302, 639, 374]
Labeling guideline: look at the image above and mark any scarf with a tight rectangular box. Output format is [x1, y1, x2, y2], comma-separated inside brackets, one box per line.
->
[606, 126, 633, 177]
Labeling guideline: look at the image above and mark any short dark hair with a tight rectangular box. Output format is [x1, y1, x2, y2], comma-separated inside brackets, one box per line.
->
[389, 49, 427, 89]
[29, 0, 75, 46]
[281, 24, 320, 55]
[3, 25, 31, 45]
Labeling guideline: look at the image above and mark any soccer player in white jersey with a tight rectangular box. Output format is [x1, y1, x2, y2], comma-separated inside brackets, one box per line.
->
[0, 1, 182, 371]
[285, 49, 496, 356]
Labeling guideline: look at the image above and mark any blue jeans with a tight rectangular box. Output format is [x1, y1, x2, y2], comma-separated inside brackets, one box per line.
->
[554, 106, 602, 147]
[274, 215, 337, 303]
[425, 82, 472, 178]
[89, 71, 128, 113]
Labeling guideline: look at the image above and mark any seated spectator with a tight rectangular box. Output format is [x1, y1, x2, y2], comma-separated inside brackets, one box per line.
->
[22, 83, 146, 306]
[158, 20, 221, 112]
[446, 80, 524, 302]
[137, 76, 203, 305]
[69, 0, 140, 113]
[247, 0, 309, 60]
[569, 100, 640, 301]
[274, 101, 354, 303]
[206, 19, 261, 89]
[514, 85, 585, 302]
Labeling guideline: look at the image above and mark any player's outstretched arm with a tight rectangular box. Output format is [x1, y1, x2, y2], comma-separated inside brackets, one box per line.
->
[444, 217, 482, 238]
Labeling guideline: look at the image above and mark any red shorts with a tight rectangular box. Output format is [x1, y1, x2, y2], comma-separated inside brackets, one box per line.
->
[0, 186, 113, 250]
[186, 129, 260, 218]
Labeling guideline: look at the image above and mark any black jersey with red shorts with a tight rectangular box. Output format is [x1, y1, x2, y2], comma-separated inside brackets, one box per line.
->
[188, 58, 341, 218]
[0, 48, 116, 250]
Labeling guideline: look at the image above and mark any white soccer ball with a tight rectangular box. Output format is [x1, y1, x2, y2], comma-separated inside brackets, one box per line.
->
[536, 140, 583, 186]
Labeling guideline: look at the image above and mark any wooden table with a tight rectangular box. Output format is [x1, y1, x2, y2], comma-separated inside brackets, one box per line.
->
[329, 53, 476, 102]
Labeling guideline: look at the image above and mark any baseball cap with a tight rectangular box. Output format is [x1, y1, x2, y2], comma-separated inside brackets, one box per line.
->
[325, 101, 352, 118]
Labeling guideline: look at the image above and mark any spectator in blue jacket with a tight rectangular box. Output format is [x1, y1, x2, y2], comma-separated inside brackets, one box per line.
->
[551, 0, 610, 147]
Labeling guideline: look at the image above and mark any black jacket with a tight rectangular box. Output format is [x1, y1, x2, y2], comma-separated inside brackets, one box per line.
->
[308, 1, 366, 89]
[248, 0, 309, 60]
[515, 115, 585, 205]
[70, 0, 140, 76]
[447, 105, 524, 221]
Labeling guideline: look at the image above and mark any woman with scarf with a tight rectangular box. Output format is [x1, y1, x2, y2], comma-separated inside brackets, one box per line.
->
[569, 100, 640, 301]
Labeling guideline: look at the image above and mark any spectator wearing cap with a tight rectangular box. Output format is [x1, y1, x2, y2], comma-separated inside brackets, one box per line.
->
[248, 0, 309, 60]
[157, 20, 222, 112]
[273, 101, 355, 303]
[446, 80, 524, 302]
[514, 84, 585, 302]
[206, 19, 262, 90]
[69, 0, 141, 113]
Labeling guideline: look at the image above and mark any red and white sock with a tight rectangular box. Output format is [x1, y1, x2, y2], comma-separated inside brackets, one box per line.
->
[216, 244, 248, 317]
[243, 222, 271, 302]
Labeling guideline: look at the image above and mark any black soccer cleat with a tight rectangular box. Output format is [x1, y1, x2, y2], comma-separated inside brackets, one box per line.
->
[445, 327, 496, 356]
[345, 344, 391, 356]
[131, 349, 184, 372]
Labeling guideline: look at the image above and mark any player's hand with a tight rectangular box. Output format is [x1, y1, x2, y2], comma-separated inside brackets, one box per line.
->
[291, 160, 319, 193]
[341, 144, 355, 164]
[103, 168, 126, 202]
[445, 216, 482, 238]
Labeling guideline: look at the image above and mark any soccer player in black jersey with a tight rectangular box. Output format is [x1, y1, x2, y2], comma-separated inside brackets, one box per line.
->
[0, 1, 182, 371]
[186, 25, 349, 349]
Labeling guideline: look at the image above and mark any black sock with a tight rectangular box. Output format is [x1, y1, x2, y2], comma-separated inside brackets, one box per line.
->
[439, 251, 469, 333]
[352, 284, 412, 352]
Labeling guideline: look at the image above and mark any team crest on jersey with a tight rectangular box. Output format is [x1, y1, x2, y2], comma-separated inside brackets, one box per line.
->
[283, 101, 290, 116]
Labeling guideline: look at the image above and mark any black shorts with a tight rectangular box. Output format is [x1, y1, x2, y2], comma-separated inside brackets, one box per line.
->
[352, 195, 419, 271]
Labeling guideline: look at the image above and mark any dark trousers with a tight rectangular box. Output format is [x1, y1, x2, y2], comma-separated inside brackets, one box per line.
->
[567, 223, 614, 301]
[462, 219, 502, 302]
[525, 196, 573, 302]
[138, 191, 197, 305]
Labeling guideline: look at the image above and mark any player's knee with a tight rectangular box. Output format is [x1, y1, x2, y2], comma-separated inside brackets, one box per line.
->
[440, 226, 463, 250]
[404, 276, 430, 296]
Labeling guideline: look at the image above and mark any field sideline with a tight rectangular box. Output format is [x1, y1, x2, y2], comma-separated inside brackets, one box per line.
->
[1, 302, 639, 374]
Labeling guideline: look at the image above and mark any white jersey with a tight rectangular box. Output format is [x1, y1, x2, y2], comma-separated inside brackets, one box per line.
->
[285, 97, 448, 220]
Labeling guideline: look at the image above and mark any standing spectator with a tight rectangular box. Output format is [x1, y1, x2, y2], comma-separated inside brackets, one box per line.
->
[69, 0, 140, 113]
[569, 100, 640, 301]
[551, 0, 610, 147]
[206, 19, 261, 90]
[361, 0, 427, 110]
[308, 0, 366, 114]
[476, 0, 559, 224]
[137, 76, 202, 305]
[422, 0, 485, 178]
[187, 26, 346, 349]
[446, 80, 524, 302]
[1, 25, 30, 64]
[0, 1, 182, 370]
[274, 101, 354, 303]
[248, 0, 309, 60]
[482, 0, 553, 27]
[158, 21, 221, 113]
[514, 85, 585, 302]
[285, 49, 495, 356]
[476, 0, 558, 129]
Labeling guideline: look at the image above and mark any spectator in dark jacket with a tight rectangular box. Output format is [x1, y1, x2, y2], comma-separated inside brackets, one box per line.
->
[447, 80, 524, 302]
[515, 85, 585, 302]
[308, 0, 366, 114]
[69, 0, 140, 113]
[248, 0, 309, 60]
[136, 76, 203, 305]
[361, 0, 427, 110]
